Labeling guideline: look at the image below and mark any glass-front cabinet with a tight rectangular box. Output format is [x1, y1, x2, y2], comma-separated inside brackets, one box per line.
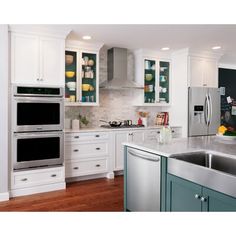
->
[134, 50, 171, 106]
[65, 41, 102, 106]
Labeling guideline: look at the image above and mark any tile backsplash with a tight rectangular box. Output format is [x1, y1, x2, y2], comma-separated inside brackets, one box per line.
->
[65, 46, 165, 128]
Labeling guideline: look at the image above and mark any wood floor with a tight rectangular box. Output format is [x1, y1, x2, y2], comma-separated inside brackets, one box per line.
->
[0, 176, 124, 211]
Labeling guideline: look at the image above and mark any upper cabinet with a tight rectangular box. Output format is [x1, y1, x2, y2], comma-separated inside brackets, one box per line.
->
[65, 40, 103, 106]
[134, 50, 171, 106]
[10, 26, 68, 86]
[188, 54, 220, 88]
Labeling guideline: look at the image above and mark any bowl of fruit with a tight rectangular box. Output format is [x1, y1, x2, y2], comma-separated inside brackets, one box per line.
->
[216, 125, 236, 140]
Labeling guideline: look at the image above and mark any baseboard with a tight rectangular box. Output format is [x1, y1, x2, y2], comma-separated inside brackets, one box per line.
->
[10, 182, 66, 198]
[0, 192, 9, 202]
[114, 170, 124, 176]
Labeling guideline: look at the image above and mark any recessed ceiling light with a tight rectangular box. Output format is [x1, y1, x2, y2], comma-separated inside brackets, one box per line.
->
[212, 46, 221, 50]
[82, 35, 92, 40]
[161, 47, 170, 51]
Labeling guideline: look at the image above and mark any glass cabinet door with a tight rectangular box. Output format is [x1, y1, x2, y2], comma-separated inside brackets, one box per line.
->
[65, 50, 77, 103]
[81, 52, 97, 104]
[144, 59, 156, 103]
[159, 61, 170, 104]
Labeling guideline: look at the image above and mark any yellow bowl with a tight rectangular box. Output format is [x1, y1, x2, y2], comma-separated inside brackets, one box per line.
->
[82, 84, 90, 91]
[65, 71, 75, 78]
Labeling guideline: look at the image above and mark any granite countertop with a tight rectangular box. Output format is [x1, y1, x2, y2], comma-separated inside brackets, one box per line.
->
[123, 136, 236, 159]
[64, 125, 182, 133]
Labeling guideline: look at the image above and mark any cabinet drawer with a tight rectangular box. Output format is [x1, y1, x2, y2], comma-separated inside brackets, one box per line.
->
[12, 167, 64, 189]
[65, 141, 109, 160]
[144, 130, 160, 141]
[65, 159, 107, 177]
[65, 132, 109, 142]
[171, 127, 182, 138]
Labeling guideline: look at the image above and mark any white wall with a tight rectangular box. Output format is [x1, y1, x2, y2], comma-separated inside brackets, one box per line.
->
[169, 50, 189, 137]
[0, 25, 9, 200]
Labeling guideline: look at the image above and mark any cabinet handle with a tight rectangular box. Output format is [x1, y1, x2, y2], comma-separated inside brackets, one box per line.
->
[95, 164, 101, 167]
[73, 167, 79, 170]
[157, 131, 160, 134]
[73, 149, 79, 152]
[36, 78, 40, 81]
[172, 130, 175, 133]
[129, 133, 133, 136]
[74, 136, 79, 139]
[203, 84, 207, 86]
[95, 135, 100, 138]
[51, 174, 57, 177]
[21, 178, 28, 182]
[96, 147, 101, 150]
[194, 194, 200, 199]
[200, 196, 207, 202]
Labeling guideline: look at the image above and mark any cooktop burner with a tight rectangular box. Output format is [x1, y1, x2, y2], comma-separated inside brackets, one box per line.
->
[100, 124, 145, 129]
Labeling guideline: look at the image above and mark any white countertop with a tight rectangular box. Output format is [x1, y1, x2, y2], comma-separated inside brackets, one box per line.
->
[64, 125, 182, 133]
[123, 136, 236, 159]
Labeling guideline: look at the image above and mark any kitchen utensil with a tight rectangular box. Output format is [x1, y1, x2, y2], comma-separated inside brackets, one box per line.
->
[100, 120, 122, 127]
[124, 120, 132, 126]
[66, 82, 76, 91]
[65, 71, 75, 78]
[82, 84, 90, 91]
[145, 74, 153, 81]
[65, 55, 73, 65]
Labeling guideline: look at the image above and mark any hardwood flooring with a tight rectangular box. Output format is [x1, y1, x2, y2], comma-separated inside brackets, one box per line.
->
[0, 176, 124, 211]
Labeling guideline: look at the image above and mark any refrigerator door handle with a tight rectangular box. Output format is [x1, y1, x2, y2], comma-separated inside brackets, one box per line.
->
[208, 93, 212, 125]
[204, 95, 208, 125]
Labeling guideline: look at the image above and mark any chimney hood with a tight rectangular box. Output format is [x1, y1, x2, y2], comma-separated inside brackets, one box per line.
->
[99, 47, 143, 89]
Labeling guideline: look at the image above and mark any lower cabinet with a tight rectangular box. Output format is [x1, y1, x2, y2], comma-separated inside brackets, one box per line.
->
[167, 174, 236, 212]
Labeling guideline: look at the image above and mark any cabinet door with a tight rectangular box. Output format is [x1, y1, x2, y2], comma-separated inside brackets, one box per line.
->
[132, 131, 144, 142]
[40, 37, 65, 86]
[202, 187, 236, 212]
[204, 59, 218, 87]
[166, 174, 202, 212]
[11, 33, 39, 84]
[115, 132, 130, 170]
[189, 56, 204, 87]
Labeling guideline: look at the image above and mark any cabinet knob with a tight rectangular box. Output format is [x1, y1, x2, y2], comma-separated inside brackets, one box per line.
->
[21, 178, 28, 182]
[200, 196, 207, 202]
[203, 84, 207, 86]
[171, 130, 175, 133]
[95, 135, 100, 138]
[73, 149, 79, 152]
[194, 194, 200, 199]
[73, 167, 79, 170]
[157, 131, 160, 134]
[96, 147, 101, 150]
[95, 164, 101, 167]
[74, 136, 79, 139]
[36, 78, 40, 81]
[51, 174, 57, 177]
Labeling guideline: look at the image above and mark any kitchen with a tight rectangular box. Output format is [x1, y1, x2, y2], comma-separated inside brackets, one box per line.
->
[1, 22, 236, 233]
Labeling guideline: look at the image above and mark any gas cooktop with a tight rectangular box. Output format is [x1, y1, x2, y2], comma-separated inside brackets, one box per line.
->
[100, 124, 145, 129]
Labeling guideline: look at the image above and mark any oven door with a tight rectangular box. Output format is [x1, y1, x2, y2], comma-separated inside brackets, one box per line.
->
[13, 97, 64, 132]
[13, 131, 64, 170]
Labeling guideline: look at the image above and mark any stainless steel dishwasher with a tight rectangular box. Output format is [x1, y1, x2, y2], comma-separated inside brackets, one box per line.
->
[126, 147, 161, 211]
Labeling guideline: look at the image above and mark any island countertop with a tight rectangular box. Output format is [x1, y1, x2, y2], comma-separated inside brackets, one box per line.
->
[123, 135, 236, 159]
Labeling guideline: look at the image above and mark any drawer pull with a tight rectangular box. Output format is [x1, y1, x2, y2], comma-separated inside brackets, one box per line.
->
[95, 164, 101, 167]
[73, 149, 79, 152]
[21, 178, 28, 182]
[157, 131, 160, 134]
[74, 136, 80, 139]
[172, 130, 175, 133]
[73, 167, 79, 170]
[51, 174, 57, 177]
[96, 147, 101, 150]
[95, 135, 100, 138]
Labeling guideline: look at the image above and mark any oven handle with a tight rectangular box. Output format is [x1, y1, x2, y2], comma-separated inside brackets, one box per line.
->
[14, 132, 64, 138]
[13, 97, 64, 102]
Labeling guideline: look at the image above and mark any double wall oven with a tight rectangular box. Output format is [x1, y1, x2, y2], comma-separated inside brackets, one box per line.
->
[12, 86, 64, 170]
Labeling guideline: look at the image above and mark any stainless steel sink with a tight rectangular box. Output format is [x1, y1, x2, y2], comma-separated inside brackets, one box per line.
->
[168, 151, 236, 198]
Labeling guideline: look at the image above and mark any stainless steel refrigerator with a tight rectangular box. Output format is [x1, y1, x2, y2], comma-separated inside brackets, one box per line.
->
[188, 87, 220, 137]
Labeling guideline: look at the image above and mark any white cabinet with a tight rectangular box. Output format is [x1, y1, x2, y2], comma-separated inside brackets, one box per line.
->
[11, 32, 65, 86]
[188, 56, 218, 88]
[114, 130, 144, 171]
[65, 131, 111, 178]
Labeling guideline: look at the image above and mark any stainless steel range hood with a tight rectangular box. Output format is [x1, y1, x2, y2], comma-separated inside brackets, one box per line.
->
[100, 47, 143, 89]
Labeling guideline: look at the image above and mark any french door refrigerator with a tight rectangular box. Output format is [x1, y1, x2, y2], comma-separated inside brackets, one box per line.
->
[188, 87, 220, 137]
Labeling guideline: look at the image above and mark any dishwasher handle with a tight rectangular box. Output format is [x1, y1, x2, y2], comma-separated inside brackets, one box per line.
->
[128, 149, 160, 162]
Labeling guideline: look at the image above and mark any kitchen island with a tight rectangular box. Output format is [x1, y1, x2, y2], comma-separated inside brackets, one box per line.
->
[123, 136, 236, 212]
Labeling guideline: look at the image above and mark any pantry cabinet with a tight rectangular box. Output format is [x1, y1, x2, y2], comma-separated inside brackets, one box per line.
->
[166, 174, 236, 212]
[134, 49, 171, 106]
[11, 32, 65, 86]
[188, 56, 219, 88]
[65, 40, 103, 106]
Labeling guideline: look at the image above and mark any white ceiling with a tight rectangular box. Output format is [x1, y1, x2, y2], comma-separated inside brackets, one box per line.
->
[38, 24, 236, 64]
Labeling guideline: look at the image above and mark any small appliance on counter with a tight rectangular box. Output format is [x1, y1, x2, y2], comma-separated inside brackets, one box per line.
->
[12, 85, 64, 170]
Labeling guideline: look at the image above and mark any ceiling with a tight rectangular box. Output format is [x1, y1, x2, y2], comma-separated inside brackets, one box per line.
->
[40, 24, 236, 65]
